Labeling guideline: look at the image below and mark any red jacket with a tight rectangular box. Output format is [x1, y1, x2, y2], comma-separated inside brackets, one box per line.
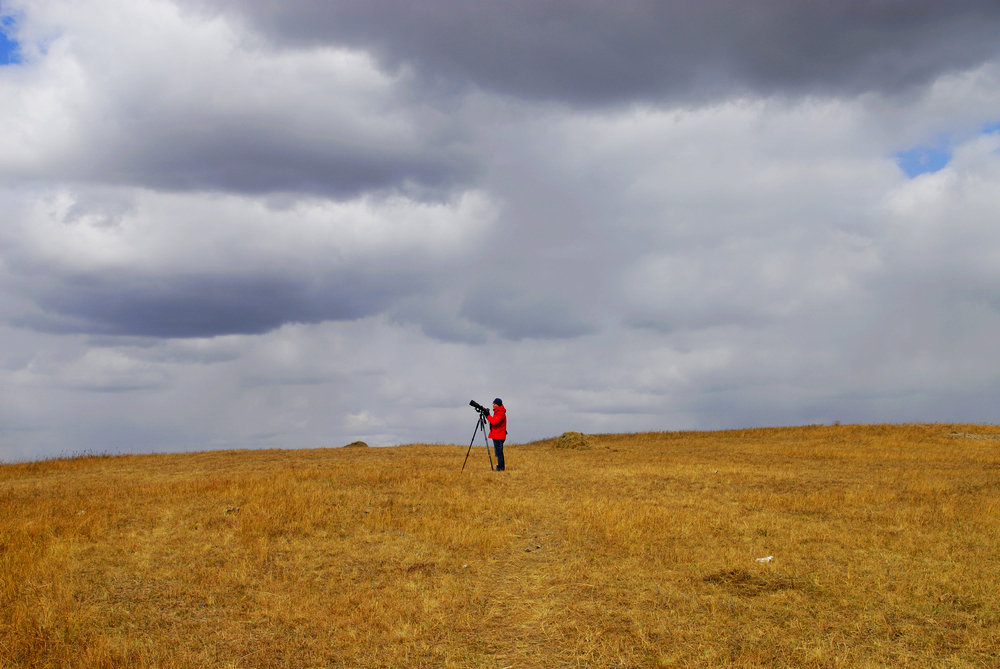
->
[487, 404, 507, 440]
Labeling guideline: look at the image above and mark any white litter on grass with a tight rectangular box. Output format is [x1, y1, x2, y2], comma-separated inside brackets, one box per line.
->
[755, 555, 774, 562]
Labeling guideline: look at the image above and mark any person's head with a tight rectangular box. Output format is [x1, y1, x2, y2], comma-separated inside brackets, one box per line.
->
[493, 398, 503, 408]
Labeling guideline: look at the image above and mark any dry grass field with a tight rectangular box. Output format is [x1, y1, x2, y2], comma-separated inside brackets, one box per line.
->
[2, 423, 999, 667]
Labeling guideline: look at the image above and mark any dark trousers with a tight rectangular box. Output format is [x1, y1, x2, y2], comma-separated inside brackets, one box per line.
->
[492, 439, 505, 470]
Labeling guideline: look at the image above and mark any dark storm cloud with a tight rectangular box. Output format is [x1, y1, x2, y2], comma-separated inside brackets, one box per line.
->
[19, 270, 425, 338]
[204, 0, 1000, 104]
[28, 95, 475, 201]
[94, 129, 473, 199]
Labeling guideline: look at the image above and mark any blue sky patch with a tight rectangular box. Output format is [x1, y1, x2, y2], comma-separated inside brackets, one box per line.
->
[895, 144, 951, 178]
[897, 124, 1000, 176]
[0, 15, 20, 65]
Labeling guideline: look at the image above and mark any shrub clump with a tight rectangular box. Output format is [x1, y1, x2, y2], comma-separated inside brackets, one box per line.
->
[343, 441, 369, 448]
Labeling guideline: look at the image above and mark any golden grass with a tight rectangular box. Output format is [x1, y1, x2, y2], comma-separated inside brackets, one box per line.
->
[2, 423, 999, 667]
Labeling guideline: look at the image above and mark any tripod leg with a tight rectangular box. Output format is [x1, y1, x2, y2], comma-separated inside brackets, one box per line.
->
[481, 416, 494, 471]
[461, 418, 480, 472]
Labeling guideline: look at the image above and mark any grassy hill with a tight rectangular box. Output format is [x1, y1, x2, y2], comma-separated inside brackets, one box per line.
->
[2, 424, 999, 667]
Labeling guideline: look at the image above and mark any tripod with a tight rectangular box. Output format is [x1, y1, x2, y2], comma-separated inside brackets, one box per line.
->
[461, 410, 495, 472]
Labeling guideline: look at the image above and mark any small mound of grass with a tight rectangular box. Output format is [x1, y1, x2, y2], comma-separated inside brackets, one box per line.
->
[703, 568, 804, 597]
[554, 432, 593, 450]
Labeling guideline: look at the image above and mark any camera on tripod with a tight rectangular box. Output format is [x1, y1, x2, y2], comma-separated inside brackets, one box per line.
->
[463, 400, 495, 471]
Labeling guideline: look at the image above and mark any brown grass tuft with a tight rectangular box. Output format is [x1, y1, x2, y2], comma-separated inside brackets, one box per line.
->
[552, 431, 595, 449]
[2, 424, 999, 666]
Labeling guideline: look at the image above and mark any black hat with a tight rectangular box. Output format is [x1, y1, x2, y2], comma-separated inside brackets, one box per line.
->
[493, 398, 503, 406]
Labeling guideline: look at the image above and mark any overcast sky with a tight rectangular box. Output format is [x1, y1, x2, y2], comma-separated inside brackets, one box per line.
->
[2, 1, 1000, 462]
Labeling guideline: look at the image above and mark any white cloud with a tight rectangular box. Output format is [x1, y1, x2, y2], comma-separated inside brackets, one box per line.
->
[16, 346, 171, 392]
[6, 186, 495, 273]
[0, 0, 464, 195]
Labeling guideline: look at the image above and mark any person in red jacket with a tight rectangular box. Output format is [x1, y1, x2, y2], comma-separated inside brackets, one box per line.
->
[486, 398, 507, 471]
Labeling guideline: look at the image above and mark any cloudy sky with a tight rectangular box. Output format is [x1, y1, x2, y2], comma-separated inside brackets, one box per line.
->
[2, 0, 1000, 462]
